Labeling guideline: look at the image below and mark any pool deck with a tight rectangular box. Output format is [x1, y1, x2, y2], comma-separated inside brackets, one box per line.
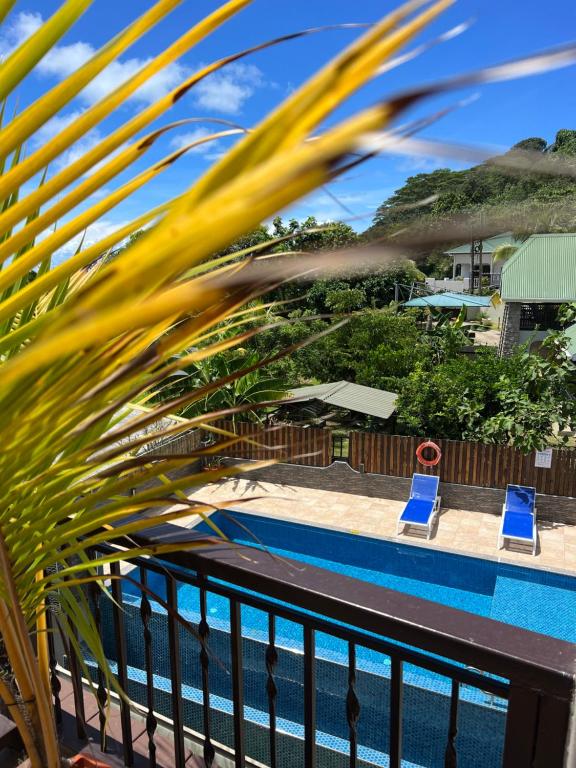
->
[185, 477, 576, 575]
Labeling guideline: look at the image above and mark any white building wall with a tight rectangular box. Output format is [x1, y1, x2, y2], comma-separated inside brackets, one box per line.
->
[518, 329, 551, 348]
[424, 277, 470, 292]
[451, 253, 504, 278]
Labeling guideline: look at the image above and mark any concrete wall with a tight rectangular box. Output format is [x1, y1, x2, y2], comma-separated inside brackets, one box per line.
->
[519, 329, 550, 347]
[222, 458, 576, 525]
[424, 277, 470, 292]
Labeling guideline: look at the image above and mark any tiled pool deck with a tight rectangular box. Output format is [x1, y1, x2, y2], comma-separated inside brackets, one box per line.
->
[185, 477, 576, 575]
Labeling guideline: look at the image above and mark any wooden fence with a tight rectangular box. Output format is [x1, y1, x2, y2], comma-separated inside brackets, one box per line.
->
[214, 420, 332, 467]
[210, 421, 576, 498]
[147, 428, 202, 456]
[349, 433, 576, 497]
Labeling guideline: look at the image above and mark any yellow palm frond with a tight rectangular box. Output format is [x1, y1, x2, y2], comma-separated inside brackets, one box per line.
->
[0, 2, 574, 765]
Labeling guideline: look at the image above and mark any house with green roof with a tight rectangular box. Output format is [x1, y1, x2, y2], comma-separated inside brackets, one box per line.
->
[445, 232, 525, 290]
[498, 233, 576, 356]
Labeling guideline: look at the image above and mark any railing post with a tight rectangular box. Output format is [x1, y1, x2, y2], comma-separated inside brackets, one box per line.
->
[503, 686, 539, 766]
[139, 567, 158, 767]
[198, 575, 216, 768]
[265, 614, 278, 768]
[346, 642, 360, 768]
[88, 565, 108, 753]
[45, 606, 62, 732]
[110, 562, 134, 767]
[444, 680, 459, 768]
[389, 658, 403, 768]
[166, 576, 186, 767]
[503, 685, 575, 768]
[532, 693, 574, 767]
[303, 626, 316, 768]
[229, 599, 245, 768]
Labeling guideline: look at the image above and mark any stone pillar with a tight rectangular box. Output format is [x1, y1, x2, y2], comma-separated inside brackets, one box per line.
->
[499, 302, 521, 357]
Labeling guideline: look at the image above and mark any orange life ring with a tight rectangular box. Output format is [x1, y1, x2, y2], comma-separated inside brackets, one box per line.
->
[416, 440, 442, 467]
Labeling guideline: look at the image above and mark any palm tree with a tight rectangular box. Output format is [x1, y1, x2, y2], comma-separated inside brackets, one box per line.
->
[0, 1, 471, 764]
[492, 243, 519, 264]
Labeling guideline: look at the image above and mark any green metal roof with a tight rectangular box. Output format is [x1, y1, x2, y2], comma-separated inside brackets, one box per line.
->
[287, 381, 397, 420]
[403, 291, 492, 308]
[500, 233, 576, 303]
[445, 232, 525, 255]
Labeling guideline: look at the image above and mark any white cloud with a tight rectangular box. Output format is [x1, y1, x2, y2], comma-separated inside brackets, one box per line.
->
[0, 12, 192, 107]
[169, 127, 216, 154]
[283, 189, 384, 228]
[60, 131, 103, 168]
[34, 116, 104, 172]
[396, 156, 446, 174]
[39, 44, 188, 107]
[33, 110, 84, 145]
[194, 63, 264, 115]
[53, 218, 131, 261]
[170, 127, 247, 162]
[40, 41, 94, 77]
[78, 58, 189, 106]
[1, 12, 265, 114]
[204, 150, 227, 163]
[29, 108, 106, 172]
[132, 61, 190, 104]
[0, 11, 42, 57]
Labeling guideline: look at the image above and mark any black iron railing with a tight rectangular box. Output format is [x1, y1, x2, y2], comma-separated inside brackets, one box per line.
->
[520, 303, 564, 331]
[473, 272, 501, 289]
[49, 522, 576, 768]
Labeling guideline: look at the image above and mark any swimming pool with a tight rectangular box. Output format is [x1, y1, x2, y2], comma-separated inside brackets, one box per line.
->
[191, 509, 576, 644]
[116, 510, 576, 767]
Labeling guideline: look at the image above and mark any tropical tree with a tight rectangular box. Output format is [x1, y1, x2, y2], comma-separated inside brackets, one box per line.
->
[164, 348, 287, 423]
[1, 1, 496, 764]
[396, 340, 576, 450]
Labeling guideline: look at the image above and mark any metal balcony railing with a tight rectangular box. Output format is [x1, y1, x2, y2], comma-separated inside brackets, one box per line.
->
[473, 273, 501, 289]
[49, 521, 576, 768]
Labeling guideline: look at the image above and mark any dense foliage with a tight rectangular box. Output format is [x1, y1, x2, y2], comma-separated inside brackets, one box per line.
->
[190, 130, 576, 450]
[396, 333, 576, 451]
[180, 298, 576, 452]
[249, 308, 425, 391]
[161, 346, 287, 424]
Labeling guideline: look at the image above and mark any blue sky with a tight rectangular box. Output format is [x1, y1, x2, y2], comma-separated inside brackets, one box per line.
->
[2, 0, 576, 255]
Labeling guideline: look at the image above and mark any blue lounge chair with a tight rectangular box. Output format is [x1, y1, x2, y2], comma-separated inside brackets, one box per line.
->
[397, 473, 441, 540]
[498, 484, 537, 556]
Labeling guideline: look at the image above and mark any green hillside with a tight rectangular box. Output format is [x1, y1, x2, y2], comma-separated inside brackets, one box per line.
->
[365, 129, 576, 275]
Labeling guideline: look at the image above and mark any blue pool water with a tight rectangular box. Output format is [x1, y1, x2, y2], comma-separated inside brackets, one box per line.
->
[123, 508, 576, 676]
[192, 509, 576, 644]
[117, 510, 576, 767]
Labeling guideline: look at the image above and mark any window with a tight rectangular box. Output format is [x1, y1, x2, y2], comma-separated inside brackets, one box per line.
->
[520, 303, 563, 330]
